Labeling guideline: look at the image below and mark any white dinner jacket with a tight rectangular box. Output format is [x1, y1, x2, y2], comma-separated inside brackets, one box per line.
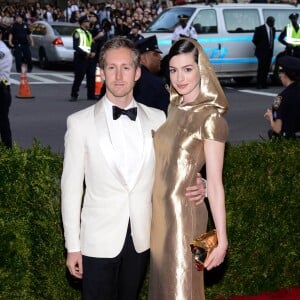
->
[61, 98, 166, 258]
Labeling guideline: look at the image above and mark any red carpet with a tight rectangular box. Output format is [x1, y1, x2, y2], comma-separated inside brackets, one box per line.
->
[214, 286, 300, 300]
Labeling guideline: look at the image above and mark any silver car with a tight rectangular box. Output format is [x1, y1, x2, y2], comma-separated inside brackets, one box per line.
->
[29, 21, 77, 69]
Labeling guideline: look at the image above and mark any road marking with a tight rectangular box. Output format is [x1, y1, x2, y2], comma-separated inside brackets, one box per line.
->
[10, 72, 76, 85]
[226, 87, 277, 97]
[27, 74, 57, 83]
[237, 89, 277, 97]
[10, 78, 20, 85]
[48, 73, 74, 81]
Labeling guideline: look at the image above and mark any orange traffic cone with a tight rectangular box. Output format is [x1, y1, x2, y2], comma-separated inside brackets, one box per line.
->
[94, 64, 103, 99]
[16, 64, 34, 99]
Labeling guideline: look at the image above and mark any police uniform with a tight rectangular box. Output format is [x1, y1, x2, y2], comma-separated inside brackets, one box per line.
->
[271, 56, 300, 138]
[127, 24, 144, 43]
[9, 16, 33, 72]
[0, 30, 13, 148]
[70, 15, 97, 101]
[89, 12, 103, 58]
[134, 36, 170, 114]
[278, 13, 300, 58]
[172, 14, 197, 43]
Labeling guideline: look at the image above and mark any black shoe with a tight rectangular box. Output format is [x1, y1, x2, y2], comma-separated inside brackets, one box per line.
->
[87, 96, 98, 101]
[261, 85, 268, 89]
[69, 96, 78, 102]
[256, 85, 262, 89]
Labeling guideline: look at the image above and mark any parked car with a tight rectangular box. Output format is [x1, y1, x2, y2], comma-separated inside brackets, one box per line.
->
[29, 21, 77, 69]
[143, 3, 300, 83]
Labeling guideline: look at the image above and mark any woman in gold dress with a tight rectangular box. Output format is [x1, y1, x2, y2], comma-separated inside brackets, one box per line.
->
[149, 38, 229, 300]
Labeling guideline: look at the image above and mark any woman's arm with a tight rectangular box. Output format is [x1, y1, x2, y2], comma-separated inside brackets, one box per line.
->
[203, 139, 228, 270]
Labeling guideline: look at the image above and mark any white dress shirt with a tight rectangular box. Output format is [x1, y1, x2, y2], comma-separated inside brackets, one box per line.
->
[103, 96, 144, 189]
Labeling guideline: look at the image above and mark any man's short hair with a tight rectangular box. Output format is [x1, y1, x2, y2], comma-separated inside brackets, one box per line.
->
[99, 37, 140, 69]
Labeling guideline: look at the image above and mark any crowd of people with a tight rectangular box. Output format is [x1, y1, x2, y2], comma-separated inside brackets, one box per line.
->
[0, 0, 173, 35]
[1, 0, 298, 35]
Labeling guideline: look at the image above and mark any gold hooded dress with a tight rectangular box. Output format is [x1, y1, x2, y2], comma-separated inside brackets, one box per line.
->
[149, 38, 229, 300]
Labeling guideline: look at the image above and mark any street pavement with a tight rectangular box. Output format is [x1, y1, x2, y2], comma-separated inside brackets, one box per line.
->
[9, 70, 280, 154]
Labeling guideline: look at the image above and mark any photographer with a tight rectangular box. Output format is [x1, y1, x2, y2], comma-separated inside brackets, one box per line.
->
[264, 56, 300, 139]
[0, 28, 13, 148]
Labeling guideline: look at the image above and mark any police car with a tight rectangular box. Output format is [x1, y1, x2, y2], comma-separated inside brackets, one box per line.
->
[143, 3, 300, 83]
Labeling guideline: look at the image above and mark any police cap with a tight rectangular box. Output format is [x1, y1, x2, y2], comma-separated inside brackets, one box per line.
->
[78, 15, 89, 24]
[289, 13, 299, 20]
[89, 12, 99, 20]
[178, 14, 189, 20]
[278, 56, 300, 74]
[15, 13, 23, 19]
[135, 35, 162, 54]
[132, 23, 141, 29]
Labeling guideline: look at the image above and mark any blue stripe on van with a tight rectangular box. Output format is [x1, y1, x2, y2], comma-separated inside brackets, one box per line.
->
[198, 36, 253, 43]
[210, 58, 257, 64]
[157, 35, 279, 45]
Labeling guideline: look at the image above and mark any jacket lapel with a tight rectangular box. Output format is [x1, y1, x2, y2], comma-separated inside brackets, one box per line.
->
[94, 99, 128, 189]
[129, 103, 154, 191]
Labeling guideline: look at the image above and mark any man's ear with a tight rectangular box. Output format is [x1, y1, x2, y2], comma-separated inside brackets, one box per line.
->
[100, 68, 105, 81]
[135, 66, 141, 82]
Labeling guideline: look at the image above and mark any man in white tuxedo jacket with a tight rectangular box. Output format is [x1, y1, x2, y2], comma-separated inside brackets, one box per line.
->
[61, 37, 166, 300]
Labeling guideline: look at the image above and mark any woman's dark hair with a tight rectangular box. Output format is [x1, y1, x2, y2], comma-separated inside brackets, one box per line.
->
[168, 39, 198, 64]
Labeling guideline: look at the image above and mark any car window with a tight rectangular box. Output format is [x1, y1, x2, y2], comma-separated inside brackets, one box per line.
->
[30, 24, 47, 36]
[192, 9, 217, 34]
[145, 7, 196, 33]
[263, 9, 300, 32]
[223, 9, 260, 33]
[52, 25, 76, 36]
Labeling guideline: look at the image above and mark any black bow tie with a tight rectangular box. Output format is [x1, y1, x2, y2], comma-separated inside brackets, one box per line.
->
[112, 106, 137, 121]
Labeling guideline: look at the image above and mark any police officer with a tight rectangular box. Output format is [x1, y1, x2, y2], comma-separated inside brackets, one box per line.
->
[278, 13, 300, 58]
[0, 28, 13, 148]
[89, 12, 105, 100]
[127, 23, 144, 43]
[172, 14, 197, 43]
[89, 12, 104, 58]
[8, 14, 34, 73]
[134, 35, 169, 114]
[264, 56, 300, 139]
[70, 15, 97, 102]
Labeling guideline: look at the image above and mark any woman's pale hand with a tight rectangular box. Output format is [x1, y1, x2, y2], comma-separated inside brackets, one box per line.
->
[204, 244, 228, 271]
[185, 173, 206, 205]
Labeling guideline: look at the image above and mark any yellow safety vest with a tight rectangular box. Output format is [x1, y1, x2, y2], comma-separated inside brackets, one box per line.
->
[75, 28, 92, 53]
[286, 23, 300, 46]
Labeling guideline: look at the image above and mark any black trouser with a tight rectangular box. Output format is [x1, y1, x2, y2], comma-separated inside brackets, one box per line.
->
[0, 83, 12, 148]
[71, 55, 96, 99]
[14, 44, 32, 72]
[256, 51, 272, 87]
[82, 223, 150, 300]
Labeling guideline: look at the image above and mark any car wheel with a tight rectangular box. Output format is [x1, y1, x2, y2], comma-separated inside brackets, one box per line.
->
[39, 49, 49, 69]
[233, 76, 253, 85]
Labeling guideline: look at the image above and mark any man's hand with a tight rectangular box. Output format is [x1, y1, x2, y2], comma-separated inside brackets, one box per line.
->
[185, 173, 207, 205]
[66, 251, 83, 279]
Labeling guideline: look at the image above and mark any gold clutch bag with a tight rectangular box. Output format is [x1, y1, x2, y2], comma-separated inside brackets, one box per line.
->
[190, 229, 218, 271]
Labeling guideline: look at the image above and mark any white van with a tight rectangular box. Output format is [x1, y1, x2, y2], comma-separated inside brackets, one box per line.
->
[143, 3, 300, 83]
